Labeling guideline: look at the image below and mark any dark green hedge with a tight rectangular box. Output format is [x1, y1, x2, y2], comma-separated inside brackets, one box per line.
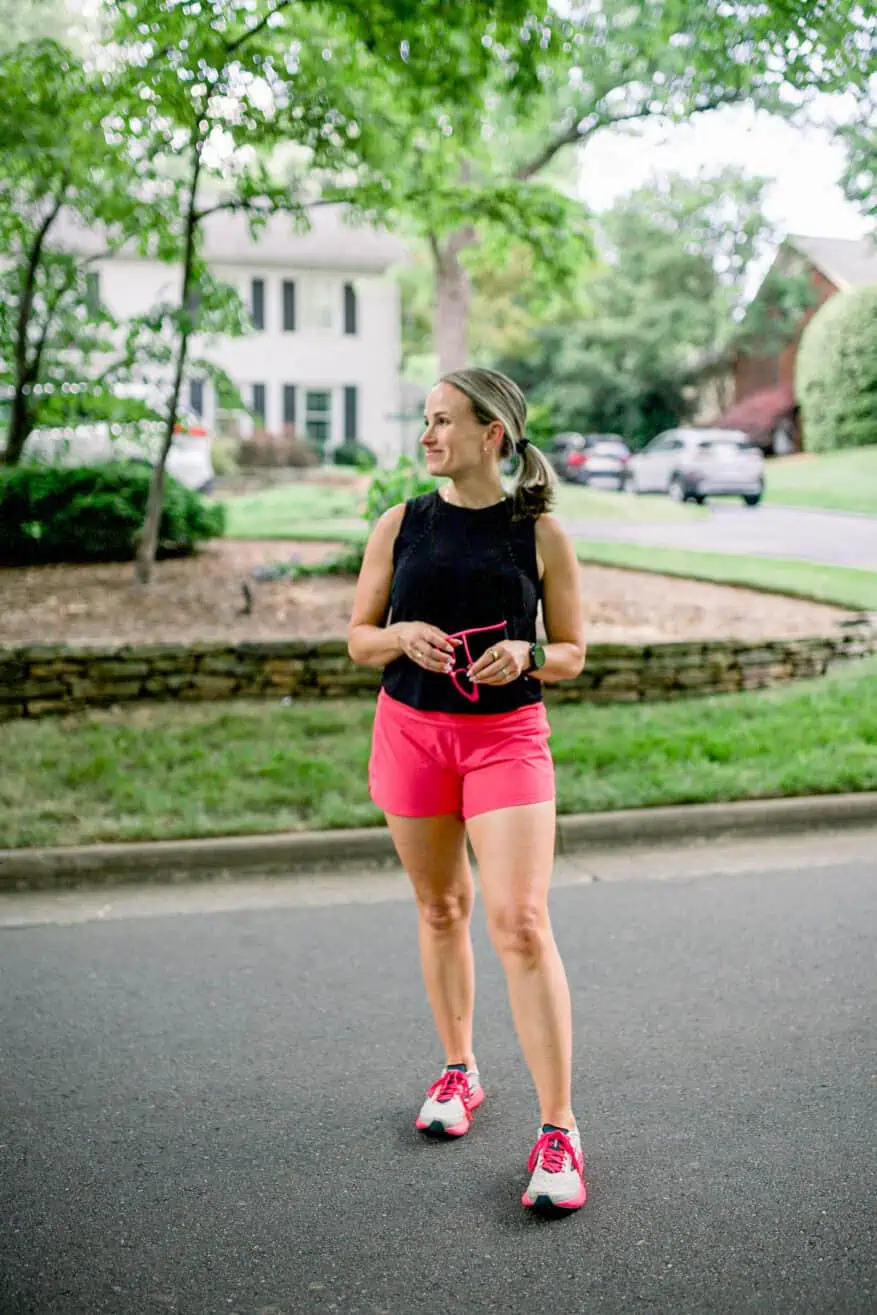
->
[0, 462, 225, 565]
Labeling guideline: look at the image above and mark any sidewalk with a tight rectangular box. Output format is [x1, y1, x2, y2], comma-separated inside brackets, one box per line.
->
[2, 792, 876, 891]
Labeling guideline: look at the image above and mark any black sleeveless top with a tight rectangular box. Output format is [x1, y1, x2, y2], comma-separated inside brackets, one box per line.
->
[382, 490, 543, 714]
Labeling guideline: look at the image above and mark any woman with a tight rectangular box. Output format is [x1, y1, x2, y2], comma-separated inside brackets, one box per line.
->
[347, 367, 587, 1213]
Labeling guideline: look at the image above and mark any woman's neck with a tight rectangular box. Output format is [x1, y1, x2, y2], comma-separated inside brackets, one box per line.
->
[442, 472, 506, 509]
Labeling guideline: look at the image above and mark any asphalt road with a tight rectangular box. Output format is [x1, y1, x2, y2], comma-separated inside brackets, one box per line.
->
[2, 834, 876, 1315]
[562, 503, 877, 570]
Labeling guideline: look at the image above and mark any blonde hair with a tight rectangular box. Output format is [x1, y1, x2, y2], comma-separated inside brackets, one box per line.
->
[439, 367, 556, 519]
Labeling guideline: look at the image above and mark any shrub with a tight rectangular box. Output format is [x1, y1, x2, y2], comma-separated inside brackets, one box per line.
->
[796, 285, 877, 451]
[332, 440, 378, 470]
[0, 462, 225, 565]
[237, 430, 320, 469]
[364, 455, 437, 524]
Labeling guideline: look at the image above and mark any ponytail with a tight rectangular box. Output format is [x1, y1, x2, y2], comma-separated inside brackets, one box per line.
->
[439, 366, 556, 520]
[508, 438, 556, 520]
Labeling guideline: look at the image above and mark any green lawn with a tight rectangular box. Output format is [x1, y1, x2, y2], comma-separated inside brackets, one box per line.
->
[219, 478, 704, 540]
[2, 659, 875, 848]
[765, 448, 877, 515]
[576, 541, 877, 612]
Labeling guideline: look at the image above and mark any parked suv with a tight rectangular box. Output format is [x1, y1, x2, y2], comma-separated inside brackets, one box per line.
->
[627, 428, 764, 505]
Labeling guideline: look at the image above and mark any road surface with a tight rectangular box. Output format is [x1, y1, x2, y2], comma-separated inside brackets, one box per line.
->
[2, 830, 875, 1315]
[562, 503, 877, 570]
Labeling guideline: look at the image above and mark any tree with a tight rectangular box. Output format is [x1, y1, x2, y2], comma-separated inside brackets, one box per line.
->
[0, 39, 170, 468]
[0, 0, 78, 51]
[392, 0, 876, 373]
[796, 285, 877, 451]
[106, 0, 561, 582]
[495, 169, 810, 447]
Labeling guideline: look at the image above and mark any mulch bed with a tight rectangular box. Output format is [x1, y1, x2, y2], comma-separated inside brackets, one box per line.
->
[0, 540, 855, 648]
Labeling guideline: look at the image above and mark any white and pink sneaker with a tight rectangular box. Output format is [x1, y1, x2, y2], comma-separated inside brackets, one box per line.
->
[415, 1064, 484, 1138]
[522, 1124, 587, 1211]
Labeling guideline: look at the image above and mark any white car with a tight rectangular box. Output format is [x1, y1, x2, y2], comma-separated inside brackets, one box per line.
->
[627, 428, 764, 506]
[23, 420, 215, 492]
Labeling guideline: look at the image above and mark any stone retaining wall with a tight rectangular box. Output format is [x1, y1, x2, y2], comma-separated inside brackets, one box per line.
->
[1, 619, 874, 720]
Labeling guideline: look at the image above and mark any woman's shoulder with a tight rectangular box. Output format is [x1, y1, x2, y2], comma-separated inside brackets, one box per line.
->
[534, 513, 575, 565]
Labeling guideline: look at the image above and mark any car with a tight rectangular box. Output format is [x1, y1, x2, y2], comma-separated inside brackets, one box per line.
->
[23, 418, 215, 493]
[547, 432, 630, 485]
[627, 428, 764, 505]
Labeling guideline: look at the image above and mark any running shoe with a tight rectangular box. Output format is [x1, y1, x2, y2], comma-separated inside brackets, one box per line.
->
[415, 1064, 484, 1138]
[522, 1124, 586, 1211]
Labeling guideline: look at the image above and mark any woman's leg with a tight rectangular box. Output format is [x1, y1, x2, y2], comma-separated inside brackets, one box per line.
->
[466, 800, 575, 1129]
[386, 812, 477, 1069]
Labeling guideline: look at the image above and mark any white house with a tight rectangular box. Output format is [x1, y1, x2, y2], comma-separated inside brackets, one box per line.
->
[69, 204, 408, 465]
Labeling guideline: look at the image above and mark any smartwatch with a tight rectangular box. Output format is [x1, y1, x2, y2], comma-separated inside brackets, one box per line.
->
[525, 643, 546, 675]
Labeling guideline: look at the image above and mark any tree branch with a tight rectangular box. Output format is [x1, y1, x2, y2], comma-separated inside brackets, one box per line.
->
[515, 88, 751, 181]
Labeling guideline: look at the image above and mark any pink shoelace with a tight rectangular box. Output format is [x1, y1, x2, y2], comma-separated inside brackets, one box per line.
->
[528, 1129, 576, 1175]
[425, 1068, 472, 1107]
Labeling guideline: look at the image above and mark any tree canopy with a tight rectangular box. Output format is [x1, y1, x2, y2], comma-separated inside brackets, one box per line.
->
[796, 285, 877, 451]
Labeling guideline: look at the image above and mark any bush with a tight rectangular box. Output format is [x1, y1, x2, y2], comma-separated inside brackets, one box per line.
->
[0, 462, 225, 565]
[796, 285, 877, 451]
[332, 440, 378, 469]
[237, 430, 320, 469]
[364, 456, 437, 524]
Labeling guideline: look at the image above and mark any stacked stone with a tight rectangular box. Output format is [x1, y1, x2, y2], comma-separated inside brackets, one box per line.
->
[0, 617, 874, 720]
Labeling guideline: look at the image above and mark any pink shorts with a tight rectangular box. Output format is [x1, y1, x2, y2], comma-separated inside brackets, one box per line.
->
[369, 690, 555, 820]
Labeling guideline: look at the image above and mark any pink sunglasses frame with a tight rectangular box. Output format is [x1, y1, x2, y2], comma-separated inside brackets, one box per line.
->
[446, 620, 508, 703]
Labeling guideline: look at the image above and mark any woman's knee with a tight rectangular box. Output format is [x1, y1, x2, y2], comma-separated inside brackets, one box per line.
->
[488, 901, 551, 965]
[417, 885, 474, 933]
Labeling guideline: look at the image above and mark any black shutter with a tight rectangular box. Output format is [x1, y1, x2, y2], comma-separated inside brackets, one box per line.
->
[283, 280, 296, 332]
[283, 385, 297, 428]
[343, 282, 357, 335]
[252, 383, 266, 424]
[251, 278, 265, 330]
[344, 385, 358, 442]
[189, 379, 204, 417]
[85, 271, 101, 315]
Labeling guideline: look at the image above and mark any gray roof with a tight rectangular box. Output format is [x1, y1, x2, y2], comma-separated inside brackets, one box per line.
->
[787, 233, 877, 290]
[48, 202, 406, 273]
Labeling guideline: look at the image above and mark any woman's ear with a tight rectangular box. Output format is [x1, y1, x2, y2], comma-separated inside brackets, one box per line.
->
[484, 419, 506, 454]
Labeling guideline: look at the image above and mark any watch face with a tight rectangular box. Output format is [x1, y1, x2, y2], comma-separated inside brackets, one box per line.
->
[531, 644, 546, 670]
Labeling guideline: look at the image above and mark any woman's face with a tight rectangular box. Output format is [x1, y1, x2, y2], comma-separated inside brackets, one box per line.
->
[420, 382, 504, 479]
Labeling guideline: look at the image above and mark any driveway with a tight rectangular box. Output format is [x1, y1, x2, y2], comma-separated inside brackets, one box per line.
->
[2, 830, 876, 1315]
[561, 504, 877, 570]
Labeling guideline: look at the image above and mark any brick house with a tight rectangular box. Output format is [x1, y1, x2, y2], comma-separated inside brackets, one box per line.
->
[713, 234, 877, 454]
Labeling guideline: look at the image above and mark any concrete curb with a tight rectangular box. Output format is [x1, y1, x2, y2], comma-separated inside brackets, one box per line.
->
[2, 793, 876, 892]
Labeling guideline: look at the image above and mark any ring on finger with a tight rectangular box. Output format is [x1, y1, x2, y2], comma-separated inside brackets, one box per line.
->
[489, 648, 499, 661]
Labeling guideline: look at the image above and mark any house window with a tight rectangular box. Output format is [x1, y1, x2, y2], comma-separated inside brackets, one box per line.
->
[343, 282, 357, 335]
[251, 278, 265, 331]
[283, 384, 297, 429]
[252, 383, 266, 426]
[305, 389, 331, 447]
[343, 385, 358, 442]
[189, 379, 204, 417]
[85, 271, 100, 315]
[282, 280, 296, 332]
[302, 279, 335, 330]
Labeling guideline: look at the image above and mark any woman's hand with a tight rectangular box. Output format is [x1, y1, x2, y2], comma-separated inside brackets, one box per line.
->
[467, 640, 531, 686]
[393, 621, 461, 673]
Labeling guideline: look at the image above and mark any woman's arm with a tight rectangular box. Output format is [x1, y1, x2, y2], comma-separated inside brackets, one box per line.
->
[467, 515, 586, 686]
[347, 505, 459, 671]
[529, 514, 587, 682]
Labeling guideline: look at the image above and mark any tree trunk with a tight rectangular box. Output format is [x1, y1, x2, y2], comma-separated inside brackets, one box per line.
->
[134, 155, 202, 585]
[432, 227, 476, 375]
[2, 390, 33, 466]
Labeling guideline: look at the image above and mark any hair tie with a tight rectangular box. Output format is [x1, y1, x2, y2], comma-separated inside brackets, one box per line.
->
[517, 437, 530, 453]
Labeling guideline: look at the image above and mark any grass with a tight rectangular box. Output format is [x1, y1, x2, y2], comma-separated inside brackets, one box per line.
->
[1, 659, 875, 848]
[765, 447, 877, 515]
[219, 479, 704, 540]
[576, 541, 877, 612]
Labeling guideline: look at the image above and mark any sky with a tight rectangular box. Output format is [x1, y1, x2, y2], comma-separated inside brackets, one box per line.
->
[577, 100, 869, 242]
